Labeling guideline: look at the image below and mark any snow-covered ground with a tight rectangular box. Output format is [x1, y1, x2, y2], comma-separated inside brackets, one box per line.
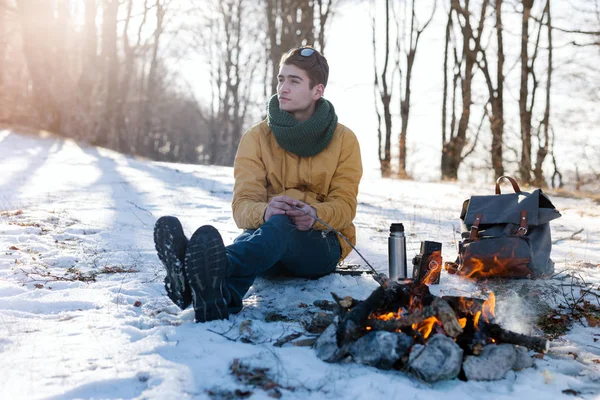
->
[1, 129, 600, 399]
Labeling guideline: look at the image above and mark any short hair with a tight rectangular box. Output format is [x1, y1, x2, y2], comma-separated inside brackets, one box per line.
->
[279, 46, 329, 88]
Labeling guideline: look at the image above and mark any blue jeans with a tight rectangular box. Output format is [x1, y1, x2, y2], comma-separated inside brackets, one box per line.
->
[223, 214, 341, 313]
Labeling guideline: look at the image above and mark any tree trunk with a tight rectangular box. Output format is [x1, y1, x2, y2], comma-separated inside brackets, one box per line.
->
[379, 0, 392, 177]
[17, 0, 62, 131]
[76, 0, 98, 141]
[442, 0, 489, 180]
[519, 0, 534, 184]
[490, 0, 505, 179]
[442, 3, 471, 180]
[399, 1, 415, 178]
[144, 0, 164, 155]
[115, 0, 135, 153]
[95, 0, 119, 148]
[0, 1, 7, 103]
[266, 0, 318, 95]
[533, 0, 552, 187]
[398, 0, 434, 178]
[441, 10, 450, 150]
[316, 0, 333, 53]
[266, 0, 279, 95]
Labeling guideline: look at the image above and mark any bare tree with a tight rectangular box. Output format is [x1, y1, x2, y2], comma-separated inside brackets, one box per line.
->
[95, 0, 119, 148]
[533, 0, 552, 186]
[316, 0, 335, 54]
[0, 1, 11, 104]
[3, 0, 208, 164]
[74, 0, 98, 141]
[518, 0, 534, 184]
[477, 0, 505, 179]
[266, 0, 314, 95]
[265, 0, 336, 95]
[191, 0, 262, 166]
[396, 0, 436, 177]
[17, 0, 63, 131]
[372, 0, 393, 177]
[518, 0, 552, 185]
[441, 0, 489, 180]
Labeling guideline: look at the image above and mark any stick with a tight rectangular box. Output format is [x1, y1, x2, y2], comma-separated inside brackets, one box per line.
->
[552, 228, 584, 244]
[273, 332, 303, 347]
[293, 206, 387, 286]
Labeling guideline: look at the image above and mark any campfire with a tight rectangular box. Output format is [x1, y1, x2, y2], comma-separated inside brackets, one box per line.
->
[314, 268, 548, 382]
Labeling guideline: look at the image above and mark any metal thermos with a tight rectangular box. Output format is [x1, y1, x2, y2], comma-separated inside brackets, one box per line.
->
[388, 223, 408, 280]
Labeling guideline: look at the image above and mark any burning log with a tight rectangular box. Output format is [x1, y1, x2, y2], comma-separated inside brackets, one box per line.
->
[364, 298, 463, 338]
[335, 281, 413, 347]
[442, 296, 485, 316]
[485, 323, 549, 353]
[336, 286, 385, 346]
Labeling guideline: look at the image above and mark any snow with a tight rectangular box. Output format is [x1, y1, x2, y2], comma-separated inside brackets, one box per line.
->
[1, 129, 600, 399]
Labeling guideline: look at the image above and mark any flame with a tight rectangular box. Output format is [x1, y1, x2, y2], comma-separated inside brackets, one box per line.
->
[377, 312, 397, 321]
[473, 310, 481, 329]
[412, 317, 439, 339]
[458, 297, 480, 315]
[458, 317, 467, 328]
[421, 250, 442, 285]
[373, 309, 403, 321]
[366, 326, 372, 331]
[460, 251, 531, 280]
[482, 292, 496, 322]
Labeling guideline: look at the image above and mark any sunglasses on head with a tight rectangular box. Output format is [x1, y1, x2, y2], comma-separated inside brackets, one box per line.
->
[294, 47, 325, 76]
[298, 47, 317, 57]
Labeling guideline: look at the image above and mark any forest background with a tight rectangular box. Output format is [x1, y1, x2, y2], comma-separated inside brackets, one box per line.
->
[1, 0, 599, 191]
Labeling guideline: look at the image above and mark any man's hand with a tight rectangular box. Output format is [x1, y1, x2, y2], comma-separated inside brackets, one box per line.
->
[264, 196, 317, 231]
[264, 195, 298, 222]
[288, 202, 317, 231]
[282, 199, 317, 231]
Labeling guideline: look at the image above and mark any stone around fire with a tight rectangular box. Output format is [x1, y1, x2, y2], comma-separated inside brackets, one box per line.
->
[349, 331, 414, 369]
[463, 344, 535, 381]
[408, 334, 464, 383]
[315, 319, 347, 363]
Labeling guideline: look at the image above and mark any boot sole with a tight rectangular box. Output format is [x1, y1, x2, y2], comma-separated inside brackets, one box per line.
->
[185, 225, 229, 322]
[154, 217, 191, 309]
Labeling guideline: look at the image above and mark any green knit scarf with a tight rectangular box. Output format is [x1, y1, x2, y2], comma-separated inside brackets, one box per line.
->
[267, 94, 338, 157]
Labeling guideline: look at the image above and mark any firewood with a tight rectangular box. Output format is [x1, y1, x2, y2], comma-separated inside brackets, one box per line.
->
[485, 323, 549, 353]
[336, 286, 386, 346]
[442, 296, 485, 316]
[364, 298, 464, 338]
[305, 312, 335, 334]
[331, 292, 361, 310]
[313, 299, 338, 311]
[435, 299, 464, 337]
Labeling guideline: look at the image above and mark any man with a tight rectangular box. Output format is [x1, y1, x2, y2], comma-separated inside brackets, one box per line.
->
[154, 46, 363, 322]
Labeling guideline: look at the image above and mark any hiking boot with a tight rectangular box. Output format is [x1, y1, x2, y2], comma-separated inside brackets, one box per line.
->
[185, 225, 229, 322]
[154, 216, 192, 310]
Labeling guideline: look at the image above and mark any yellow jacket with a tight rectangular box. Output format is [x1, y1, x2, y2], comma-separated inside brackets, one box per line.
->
[232, 120, 363, 260]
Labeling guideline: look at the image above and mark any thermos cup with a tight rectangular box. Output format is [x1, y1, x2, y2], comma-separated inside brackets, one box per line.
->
[388, 223, 408, 280]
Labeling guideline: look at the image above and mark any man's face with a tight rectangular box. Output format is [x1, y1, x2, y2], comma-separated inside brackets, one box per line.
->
[277, 64, 324, 116]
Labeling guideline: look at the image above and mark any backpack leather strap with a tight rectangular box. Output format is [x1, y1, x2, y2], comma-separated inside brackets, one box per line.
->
[516, 210, 528, 235]
[469, 213, 482, 241]
[496, 176, 522, 194]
